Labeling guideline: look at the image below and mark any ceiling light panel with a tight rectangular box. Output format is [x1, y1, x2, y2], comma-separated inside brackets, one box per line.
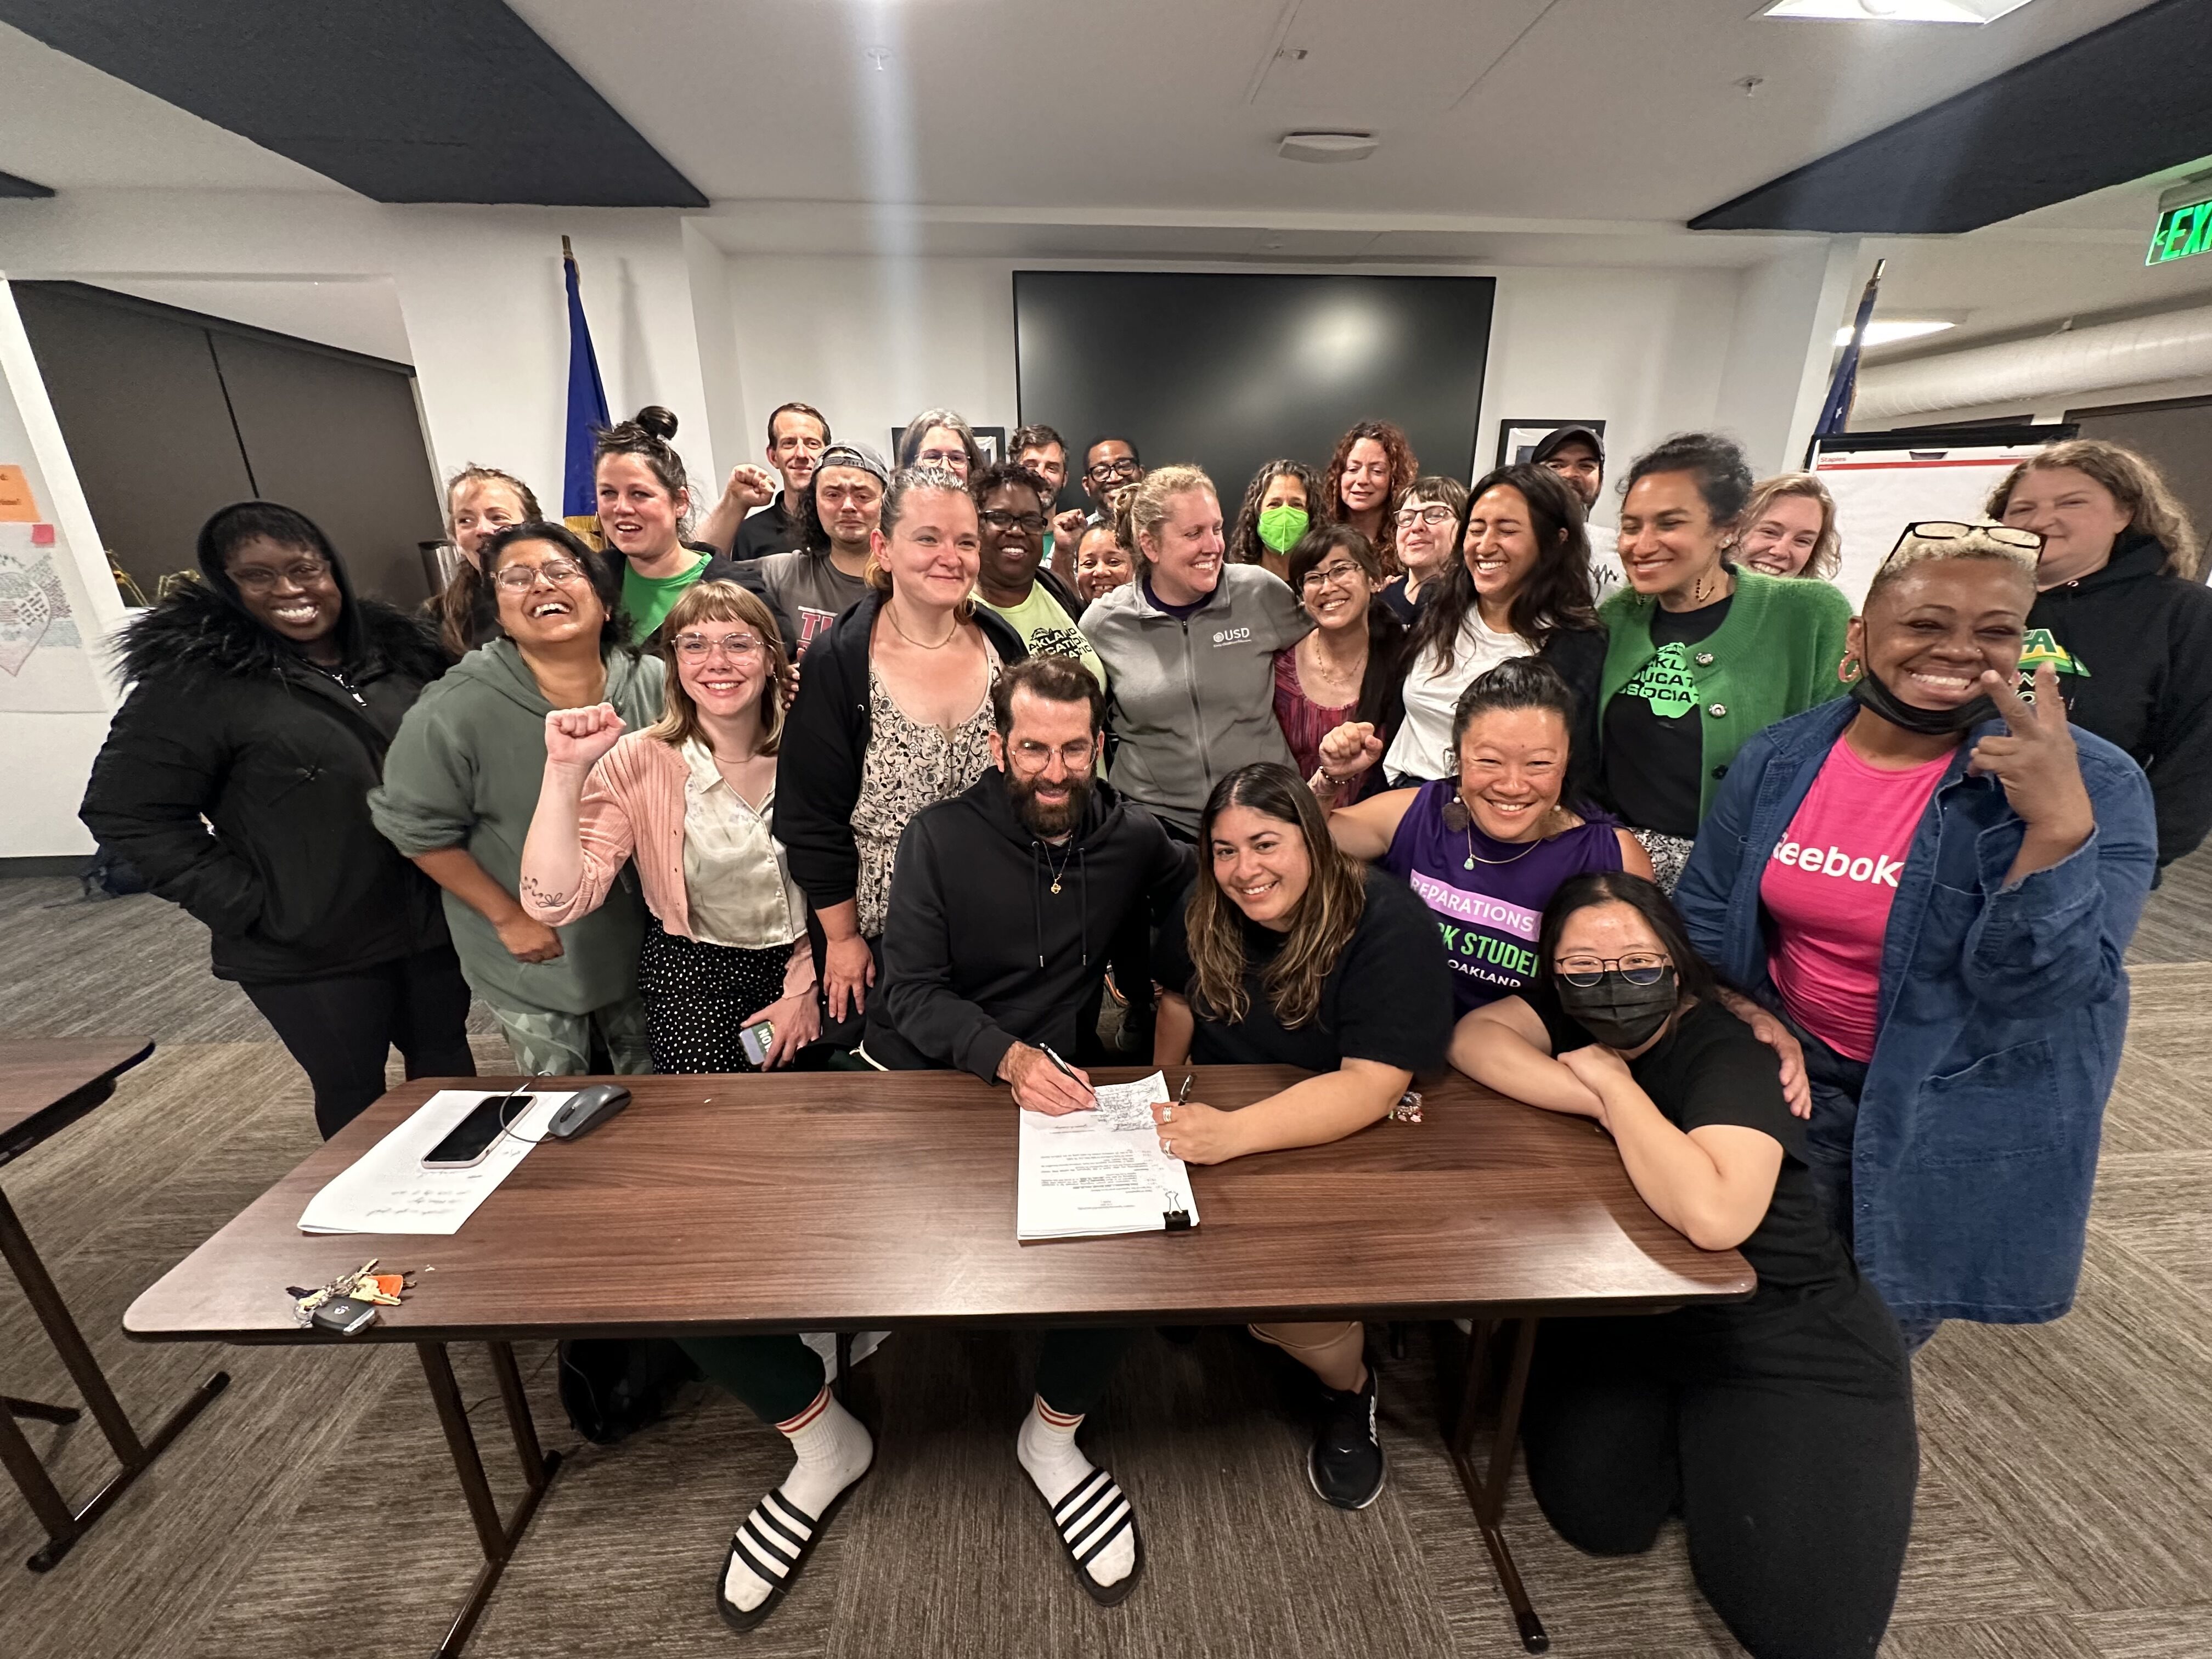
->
[1762, 0, 2041, 22]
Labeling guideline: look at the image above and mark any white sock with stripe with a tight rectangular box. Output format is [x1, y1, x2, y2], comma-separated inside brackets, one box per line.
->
[1017, 1396, 1138, 1589]
[724, 1388, 873, 1613]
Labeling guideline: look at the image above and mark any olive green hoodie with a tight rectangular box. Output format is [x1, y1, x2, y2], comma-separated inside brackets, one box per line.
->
[371, 639, 664, 1014]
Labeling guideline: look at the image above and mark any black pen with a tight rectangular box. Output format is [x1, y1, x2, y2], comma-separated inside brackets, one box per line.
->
[1039, 1045, 1094, 1102]
[1176, 1074, 1193, 1108]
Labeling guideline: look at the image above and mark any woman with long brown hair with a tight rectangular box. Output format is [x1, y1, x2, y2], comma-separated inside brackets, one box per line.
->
[520, 580, 818, 1073]
[1227, 456, 1324, 580]
[1150, 762, 1452, 1511]
[1322, 419, 1419, 569]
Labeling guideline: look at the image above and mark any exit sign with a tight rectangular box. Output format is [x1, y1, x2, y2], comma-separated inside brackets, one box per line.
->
[2148, 196, 2212, 266]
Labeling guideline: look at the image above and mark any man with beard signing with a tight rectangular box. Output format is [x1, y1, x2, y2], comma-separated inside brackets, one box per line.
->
[859, 653, 1192, 1604]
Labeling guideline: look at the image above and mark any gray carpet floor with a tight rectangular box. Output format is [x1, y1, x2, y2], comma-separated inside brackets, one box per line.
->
[0, 864, 2208, 1658]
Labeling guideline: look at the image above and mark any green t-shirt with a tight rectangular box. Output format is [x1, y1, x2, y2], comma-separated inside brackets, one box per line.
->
[977, 581, 1106, 690]
[623, 552, 710, 642]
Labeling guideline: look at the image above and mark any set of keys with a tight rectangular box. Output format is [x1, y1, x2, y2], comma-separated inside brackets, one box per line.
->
[289, 1259, 414, 1332]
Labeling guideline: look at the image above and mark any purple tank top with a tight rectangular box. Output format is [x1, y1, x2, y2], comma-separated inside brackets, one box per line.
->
[1380, 778, 1626, 1015]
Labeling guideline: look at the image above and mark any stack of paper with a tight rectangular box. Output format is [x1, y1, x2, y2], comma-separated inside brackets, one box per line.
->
[298, 1089, 573, 1236]
[1017, 1071, 1201, 1242]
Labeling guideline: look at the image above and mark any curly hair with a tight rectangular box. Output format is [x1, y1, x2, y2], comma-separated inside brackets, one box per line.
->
[1323, 420, 1420, 567]
[1227, 458, 1324, 567]
[1985, 438, 2202, 580]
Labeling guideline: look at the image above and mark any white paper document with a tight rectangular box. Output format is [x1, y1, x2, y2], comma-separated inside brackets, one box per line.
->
[297, 1089, 574, 1236]
[1016, 1071, 1200, 1242]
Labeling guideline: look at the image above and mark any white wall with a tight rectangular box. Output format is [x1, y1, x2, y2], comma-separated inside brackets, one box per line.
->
[721, 252, 1748, 520]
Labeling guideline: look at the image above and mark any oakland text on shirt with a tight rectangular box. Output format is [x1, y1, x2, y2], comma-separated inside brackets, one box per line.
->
[1769, 839, 1906, 888]
[1028, 624, 1090, 660]
[1407, 869, 1541, 988]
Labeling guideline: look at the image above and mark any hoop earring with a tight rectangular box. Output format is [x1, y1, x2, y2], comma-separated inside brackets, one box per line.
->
[1837, 653, 1863, 685]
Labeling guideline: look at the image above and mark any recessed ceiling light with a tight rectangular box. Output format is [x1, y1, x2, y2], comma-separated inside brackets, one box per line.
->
[1838, 319, 1957, 347]
[1763, 0, 2039, 21]
[1278, 132, 1379, 164]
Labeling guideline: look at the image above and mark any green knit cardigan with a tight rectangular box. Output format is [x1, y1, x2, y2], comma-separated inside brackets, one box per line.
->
[1596, 566, 1853, 824]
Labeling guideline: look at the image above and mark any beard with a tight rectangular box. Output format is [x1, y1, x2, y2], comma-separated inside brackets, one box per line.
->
[1009, 768, 1094, 839]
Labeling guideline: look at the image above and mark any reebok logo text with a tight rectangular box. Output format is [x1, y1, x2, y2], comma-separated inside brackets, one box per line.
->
[1770, 840, 1904, 887]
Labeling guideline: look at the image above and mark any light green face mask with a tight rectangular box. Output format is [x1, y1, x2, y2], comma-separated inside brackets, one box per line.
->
[1257, 504, 1310, 556]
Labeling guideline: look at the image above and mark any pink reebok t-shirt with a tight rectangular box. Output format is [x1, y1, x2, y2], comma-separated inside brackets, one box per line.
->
[1759, 735, 1950, 1062]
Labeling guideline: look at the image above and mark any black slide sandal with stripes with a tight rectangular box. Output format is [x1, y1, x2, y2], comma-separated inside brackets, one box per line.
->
[715, 1477, 865, 1633]
[1036, 1465, 1145, 1607]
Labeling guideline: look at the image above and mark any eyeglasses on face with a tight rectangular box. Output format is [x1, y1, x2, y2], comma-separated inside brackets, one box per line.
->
[673, 633, 764, 662]
[1011, 737, 1097, 770]
[493, 559, 589, 592]
[232, 558, 332, 592]
[1554, 951, 1669, 988]
[979, 509, 1047, 534]
[1300, 560, 1365, 591]
[1394, 505, 1458, 527]
[1087, 457, 1141, 482]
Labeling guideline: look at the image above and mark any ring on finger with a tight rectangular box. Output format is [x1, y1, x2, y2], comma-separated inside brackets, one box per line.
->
[1164, 1105, 1174, 1122]
[1160, 1138, 1172, 1155]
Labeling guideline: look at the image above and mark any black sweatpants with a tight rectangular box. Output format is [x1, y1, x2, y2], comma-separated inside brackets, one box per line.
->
[241, 945, 477, 1138]
[1521, 1295, 1918, 1659]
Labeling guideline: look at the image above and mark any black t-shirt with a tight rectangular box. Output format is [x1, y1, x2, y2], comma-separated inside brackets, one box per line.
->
[732, 495, 797, 562]
[1156, 867, 1452, 1074]
[1377, 577, 1424, 628]
[1599, 594, 1731, 839]
[1523, 984, 1856, 1311]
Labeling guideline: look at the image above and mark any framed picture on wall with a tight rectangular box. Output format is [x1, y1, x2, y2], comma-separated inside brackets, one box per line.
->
[1496, 419, 1605, 471]
[888, 425, 1007, 467]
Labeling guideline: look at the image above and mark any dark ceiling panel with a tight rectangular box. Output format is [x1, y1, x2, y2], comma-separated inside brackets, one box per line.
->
[1692, 0, 2212, 234]
[0, 168, 54, 198]
[0, 0, 706, 207]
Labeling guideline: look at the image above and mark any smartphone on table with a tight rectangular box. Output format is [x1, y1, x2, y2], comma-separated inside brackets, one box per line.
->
[421, 1094, 531, 1170]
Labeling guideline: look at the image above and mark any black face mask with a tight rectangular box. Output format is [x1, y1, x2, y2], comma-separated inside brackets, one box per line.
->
[1849, 668, 1998, 736]
[1555, 968, 1679, 1051]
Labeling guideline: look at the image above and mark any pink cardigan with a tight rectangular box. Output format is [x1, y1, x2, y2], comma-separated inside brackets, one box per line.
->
[527, 732, 812, 996]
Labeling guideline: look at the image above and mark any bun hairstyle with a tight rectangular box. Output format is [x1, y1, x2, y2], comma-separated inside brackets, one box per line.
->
[1985, 437, 2203, 581]
[1621, 431, 1755, 531]
[594, 405, 693, 533]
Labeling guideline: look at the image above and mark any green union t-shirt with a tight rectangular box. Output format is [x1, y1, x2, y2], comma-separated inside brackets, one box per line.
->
[623, 552, 710, 643]
[976, 580, 1107, 691]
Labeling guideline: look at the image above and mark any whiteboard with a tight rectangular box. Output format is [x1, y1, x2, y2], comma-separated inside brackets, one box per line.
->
[1812, 432, 2064, 612]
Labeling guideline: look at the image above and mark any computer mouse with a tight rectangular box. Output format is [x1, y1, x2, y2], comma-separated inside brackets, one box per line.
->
[547, 1083, 632, 1142]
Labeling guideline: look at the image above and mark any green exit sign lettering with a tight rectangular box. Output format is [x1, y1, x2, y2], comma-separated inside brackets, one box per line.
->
[2148, 196, 2212, 266]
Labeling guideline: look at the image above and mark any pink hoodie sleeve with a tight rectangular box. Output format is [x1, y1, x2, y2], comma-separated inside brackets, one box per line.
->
[523, 744, 641, 926]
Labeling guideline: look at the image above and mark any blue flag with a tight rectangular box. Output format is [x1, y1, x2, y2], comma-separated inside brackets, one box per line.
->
[562, 241, 609, 524]
[1812, 258, 1884, 449]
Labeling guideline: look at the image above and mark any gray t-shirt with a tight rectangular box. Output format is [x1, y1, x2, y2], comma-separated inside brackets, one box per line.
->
[758, 550, 868, 657]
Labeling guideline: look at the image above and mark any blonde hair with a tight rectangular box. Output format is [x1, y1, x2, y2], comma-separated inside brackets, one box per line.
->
[1737, 472, 1841, 580]
[646, 581, 789, 754]
[1985, 438, 2202, 581]
[1867, 524, 2038, 606]
[861, 464, 977, 623]
[1127, 464, 1217, 564]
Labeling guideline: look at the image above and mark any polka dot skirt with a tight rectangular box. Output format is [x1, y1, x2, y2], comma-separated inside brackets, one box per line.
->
[638, 916, 793, 1074]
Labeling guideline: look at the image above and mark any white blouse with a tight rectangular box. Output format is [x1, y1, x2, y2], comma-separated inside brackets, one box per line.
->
[679, 739, 805, 951]
[1383, 612, 1533, 782]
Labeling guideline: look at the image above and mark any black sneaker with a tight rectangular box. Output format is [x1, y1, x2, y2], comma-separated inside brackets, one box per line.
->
[1307, 1369, 1385, 1510]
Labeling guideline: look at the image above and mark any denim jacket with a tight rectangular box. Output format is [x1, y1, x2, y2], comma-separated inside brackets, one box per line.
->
[1675, 698, 2155, 1326]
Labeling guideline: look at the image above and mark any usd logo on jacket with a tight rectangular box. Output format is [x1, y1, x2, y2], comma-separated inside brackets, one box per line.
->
[1211, 626, 1252, 647]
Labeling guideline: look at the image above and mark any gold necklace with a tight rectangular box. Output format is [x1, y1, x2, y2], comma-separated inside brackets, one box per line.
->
[885, 602, 958, 650]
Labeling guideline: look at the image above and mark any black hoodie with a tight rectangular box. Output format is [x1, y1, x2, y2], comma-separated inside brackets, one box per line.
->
[864, 767, 1192, 1081]
[2025, 529, 2212, 866]
[80, 512, 451, 982]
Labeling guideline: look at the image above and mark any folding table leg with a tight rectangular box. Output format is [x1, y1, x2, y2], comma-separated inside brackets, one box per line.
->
[416, 1341, 563, 1658]
[4, 1395, 80, 1425]
[0, 1185, 229, 1571]
[1447, 1316, 1549, 1654]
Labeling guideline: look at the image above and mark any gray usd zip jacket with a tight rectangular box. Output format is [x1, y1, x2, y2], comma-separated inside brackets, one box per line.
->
[1084, 565, 1311, 833]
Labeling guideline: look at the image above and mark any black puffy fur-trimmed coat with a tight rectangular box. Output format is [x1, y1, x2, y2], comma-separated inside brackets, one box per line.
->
[80, 583, 452, 983]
